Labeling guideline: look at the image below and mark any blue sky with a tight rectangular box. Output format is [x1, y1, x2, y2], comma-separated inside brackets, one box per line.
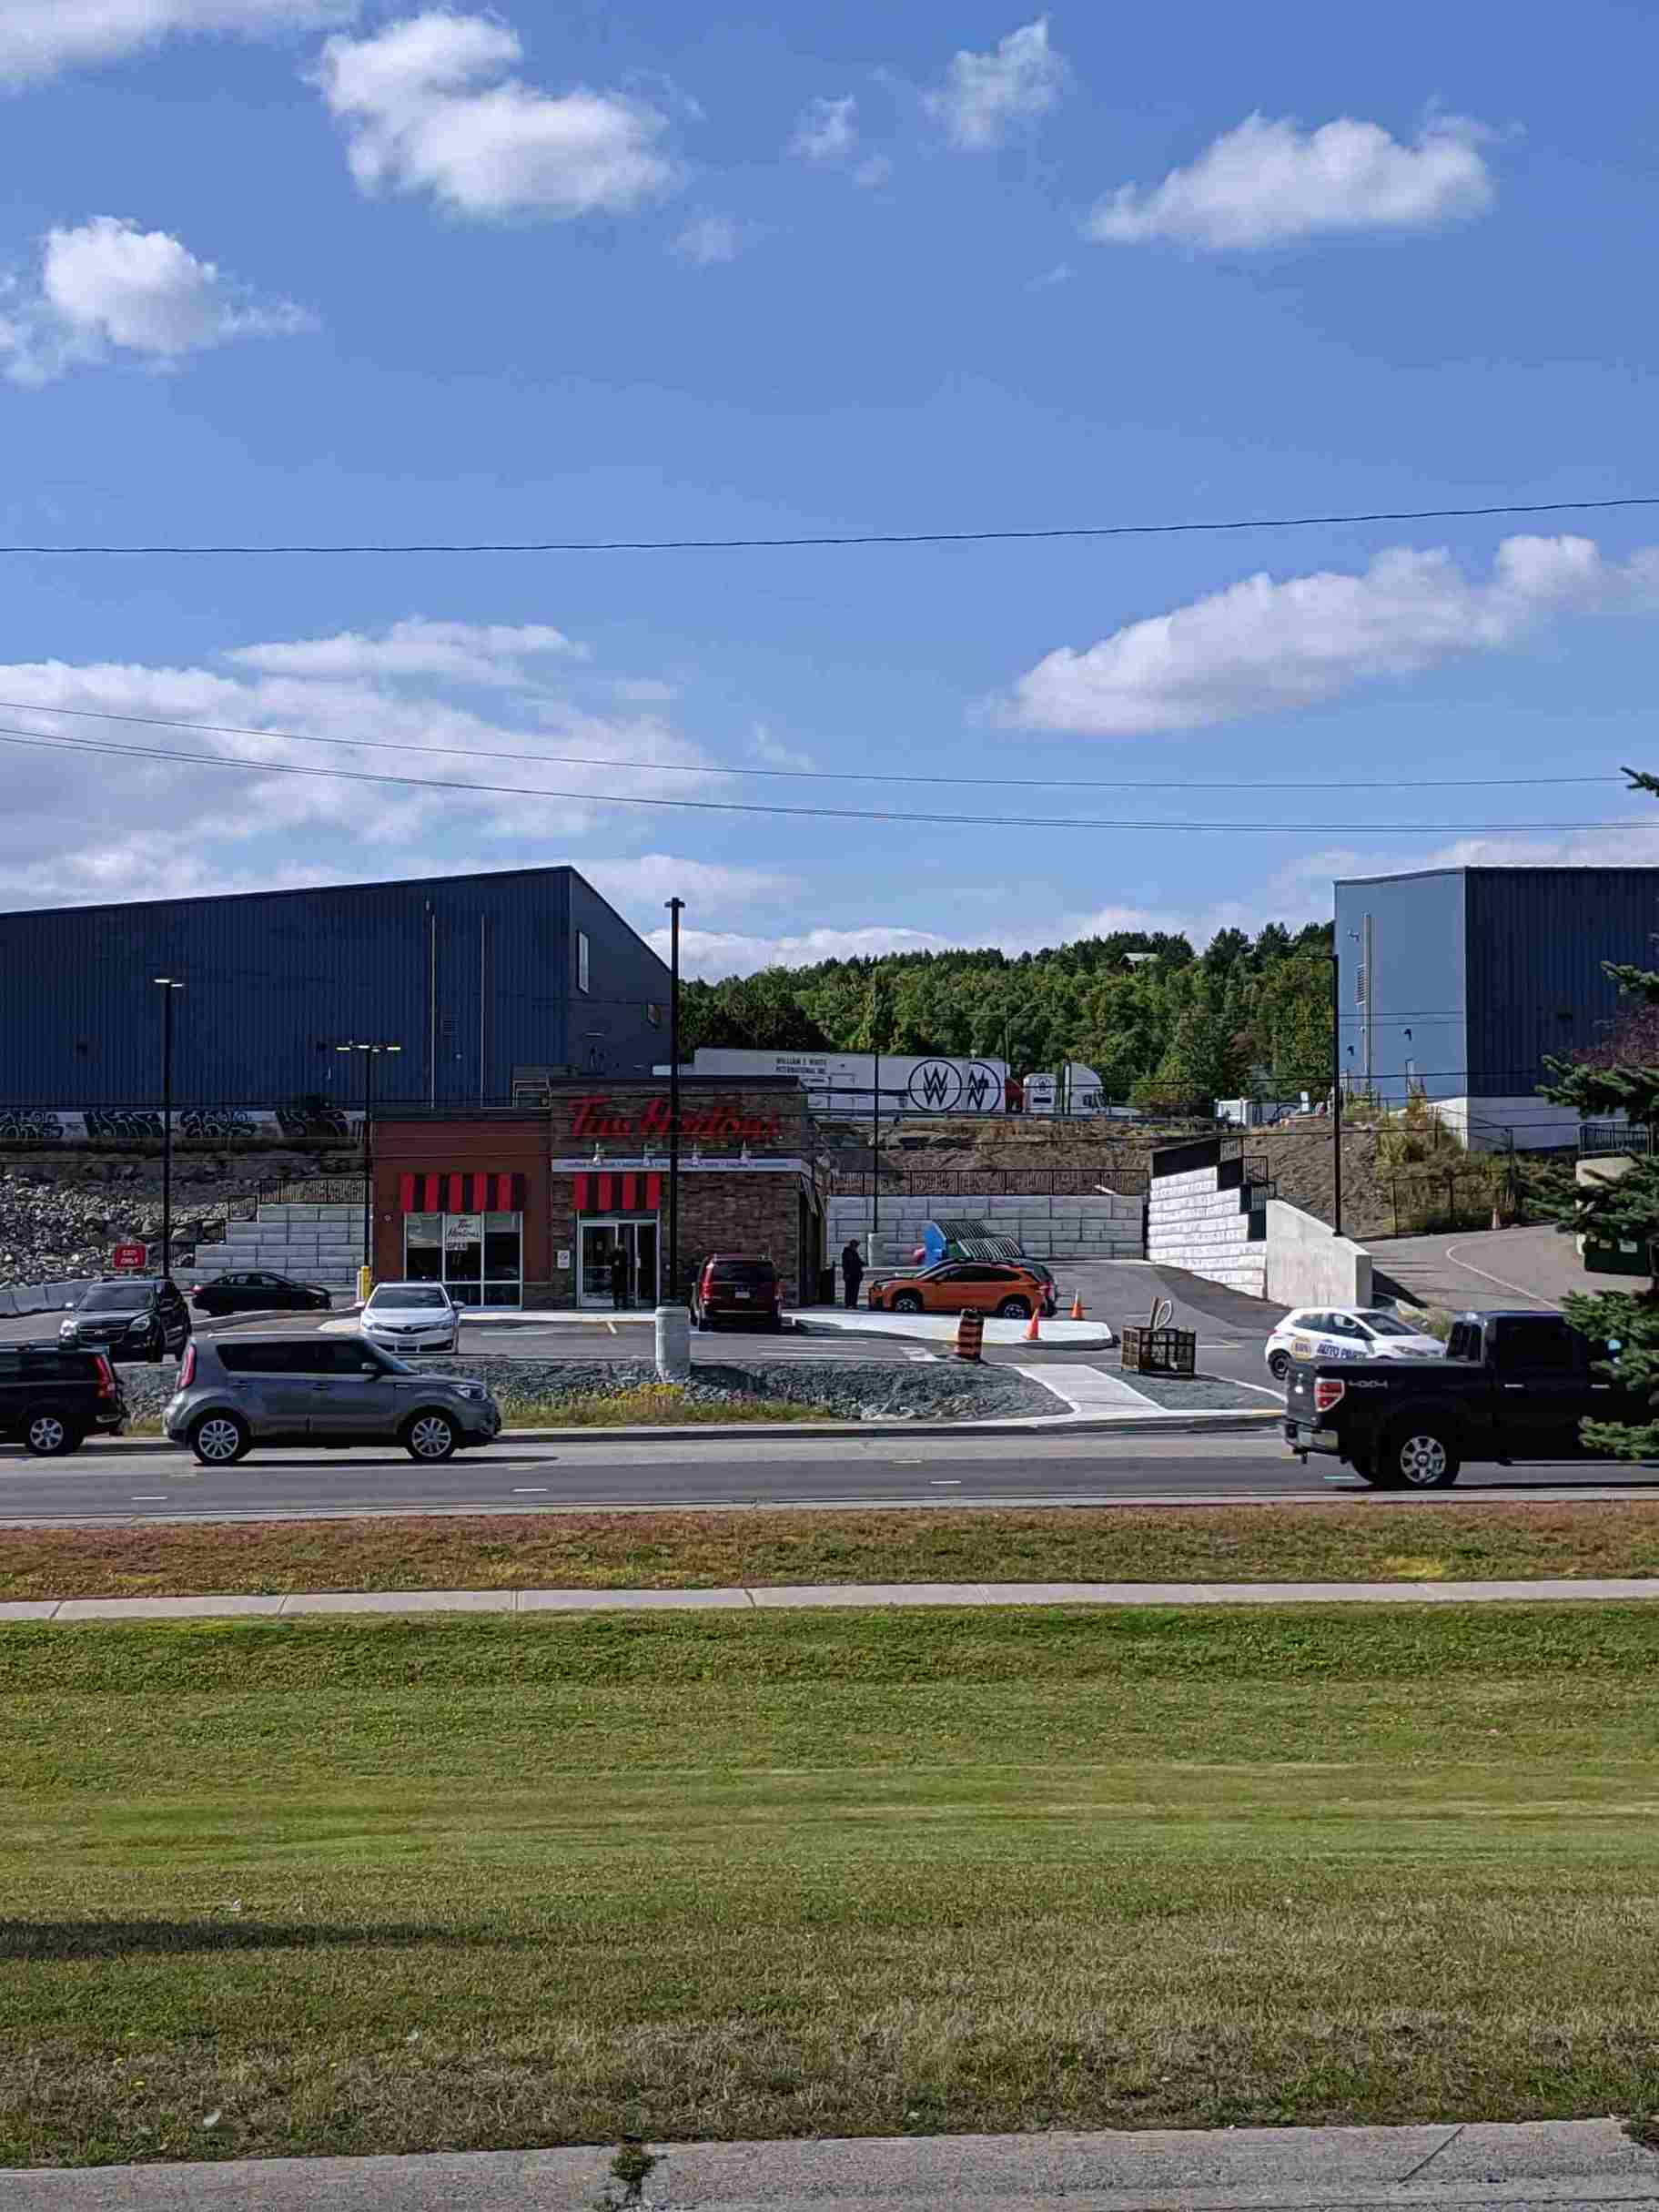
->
[1, 0, 1655, 973]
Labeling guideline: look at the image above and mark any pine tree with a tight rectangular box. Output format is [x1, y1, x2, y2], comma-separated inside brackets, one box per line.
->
[1541, 768, 1659, 1459]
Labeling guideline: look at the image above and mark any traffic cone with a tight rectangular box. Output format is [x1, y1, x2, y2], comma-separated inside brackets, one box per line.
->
[1024, 1303, 1042, 1343]
[1070, 1290, 1086, 1320]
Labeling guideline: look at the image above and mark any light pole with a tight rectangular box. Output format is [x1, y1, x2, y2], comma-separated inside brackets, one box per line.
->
[656, 898, 690, 1382]
[1328, 954, 1342, 1239]
[337, 1040, 402, 1295]
[153, 977, 184, 1278]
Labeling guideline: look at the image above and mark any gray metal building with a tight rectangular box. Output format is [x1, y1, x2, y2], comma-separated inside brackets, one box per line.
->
[1334, 866, 1659, 1148]
[0, 866, 672, 1109]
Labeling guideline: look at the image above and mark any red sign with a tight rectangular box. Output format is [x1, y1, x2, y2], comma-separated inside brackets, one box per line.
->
[569, 1096, 783, 1145]
[112, 1243, 147, 1272]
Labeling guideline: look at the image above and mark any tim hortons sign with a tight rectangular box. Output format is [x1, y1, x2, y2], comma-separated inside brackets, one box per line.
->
[568, 1097, 784, 1144]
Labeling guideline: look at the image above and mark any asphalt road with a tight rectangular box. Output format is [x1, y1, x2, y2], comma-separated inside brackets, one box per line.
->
[4, 1428, 1655, 1523]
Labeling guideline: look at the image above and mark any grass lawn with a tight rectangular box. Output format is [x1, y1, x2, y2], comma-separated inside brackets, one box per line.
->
[4, 1603, 1659, 2166]
[5, 1499, 1659, 1602]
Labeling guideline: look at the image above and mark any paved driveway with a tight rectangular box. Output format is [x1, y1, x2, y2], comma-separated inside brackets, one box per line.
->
[1368, 1223, 1628, 1312]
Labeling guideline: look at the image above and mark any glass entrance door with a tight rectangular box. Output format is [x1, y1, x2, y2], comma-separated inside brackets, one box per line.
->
[578, 1218, 659, 1310]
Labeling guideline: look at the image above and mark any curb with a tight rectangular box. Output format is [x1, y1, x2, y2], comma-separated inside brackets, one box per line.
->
[30, 1407, 1284, 1455]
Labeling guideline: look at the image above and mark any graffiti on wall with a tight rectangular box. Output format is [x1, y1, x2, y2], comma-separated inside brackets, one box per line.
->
[0, 1106, 365, 1146]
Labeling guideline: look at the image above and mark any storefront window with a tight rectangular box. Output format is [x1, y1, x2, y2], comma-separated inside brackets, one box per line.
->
[404, 1212, 442, 1283]
[444, 1212, 483, 1305]
[483, 1212, 522, 1307]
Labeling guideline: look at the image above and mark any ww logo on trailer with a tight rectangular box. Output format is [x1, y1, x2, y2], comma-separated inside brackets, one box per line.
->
[907, 1060, 964, 1111]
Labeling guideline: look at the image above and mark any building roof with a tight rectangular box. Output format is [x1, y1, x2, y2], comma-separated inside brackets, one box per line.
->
[0, 861, 592, 924]
[1336, 864, 1659, 889]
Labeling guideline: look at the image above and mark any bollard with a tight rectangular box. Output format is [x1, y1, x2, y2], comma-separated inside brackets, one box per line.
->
[954, 1308, 984, 1363]
[654, 1302, 692, 1383]
[358, 1264, 373, 1307]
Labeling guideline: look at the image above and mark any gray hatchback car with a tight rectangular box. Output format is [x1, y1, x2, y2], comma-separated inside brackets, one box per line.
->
[164, 1335, 501, 1466]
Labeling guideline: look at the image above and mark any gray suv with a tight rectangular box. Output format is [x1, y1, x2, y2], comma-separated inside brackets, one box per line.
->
[164, 1336, 501, 1466]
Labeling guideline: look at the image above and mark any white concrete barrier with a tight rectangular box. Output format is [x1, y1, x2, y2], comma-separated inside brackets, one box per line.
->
[1263, 1199, 1372, 1309]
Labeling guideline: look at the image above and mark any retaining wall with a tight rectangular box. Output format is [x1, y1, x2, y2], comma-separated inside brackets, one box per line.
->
[827, 1191, 1143, 1271]
[1262, 1199, 1373, 1308]
[1147, 1162, 1267, 1297]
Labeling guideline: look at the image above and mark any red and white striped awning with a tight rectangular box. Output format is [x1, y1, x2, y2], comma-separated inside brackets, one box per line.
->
[398, 1172, 525, 1213]
[572, 1171, 663, 1213]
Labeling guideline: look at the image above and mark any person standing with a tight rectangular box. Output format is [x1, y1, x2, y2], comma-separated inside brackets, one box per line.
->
[611, 1246, 631, 1312]
[841, 1238, 865, 1309]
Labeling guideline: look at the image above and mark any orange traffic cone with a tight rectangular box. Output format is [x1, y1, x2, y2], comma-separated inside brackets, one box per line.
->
[1024, 1303, 1042, 1343]
[1070, 1290, 1086, 1321]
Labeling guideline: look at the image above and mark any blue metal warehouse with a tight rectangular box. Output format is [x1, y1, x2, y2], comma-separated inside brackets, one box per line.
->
[1334, 866, 1659, 1148]
[0, 867, 673, 1109]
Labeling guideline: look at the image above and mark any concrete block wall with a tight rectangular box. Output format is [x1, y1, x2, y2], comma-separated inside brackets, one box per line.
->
[190, 1203, 365, 1289]
[828, 1191, 1143, 1271]
[1146, 1163, 1267, 1298]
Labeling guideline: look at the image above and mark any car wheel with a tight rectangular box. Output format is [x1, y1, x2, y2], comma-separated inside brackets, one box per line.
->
[1382, 1423, 1460, 1489]
[1268, 1350, 1290, 1382]
[404, 1411, 458, 1463]
[890, 1291, 924, 1314]
[996, 1297, 1031, 1320]
[190, 1412, 249, 1466]
[23, 1409, 79, 1456]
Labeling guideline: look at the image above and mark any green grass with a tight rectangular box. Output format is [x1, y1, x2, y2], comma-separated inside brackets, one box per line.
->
[5, 1499, 1659, 1602]
[494, 1384, 835, 1428]
[5, 1605, 1659, 2167]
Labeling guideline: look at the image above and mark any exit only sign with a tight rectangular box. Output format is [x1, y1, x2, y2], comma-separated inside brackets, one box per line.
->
[112, 1243, 147, 1272]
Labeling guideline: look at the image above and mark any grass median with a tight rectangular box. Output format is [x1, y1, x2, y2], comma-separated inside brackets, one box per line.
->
[4, 1602, 1659, 2165]
[5, 1499, 1659, 1602]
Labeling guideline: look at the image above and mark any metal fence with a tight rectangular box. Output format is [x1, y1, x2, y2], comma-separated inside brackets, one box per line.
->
[827, 1166, 1149, 1198]
[1581, 1123, 1654, 1156]
[1383, 1169, 1512, 1238]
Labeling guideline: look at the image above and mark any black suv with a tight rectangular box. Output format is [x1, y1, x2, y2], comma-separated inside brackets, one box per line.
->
[59, 1278, 192, 1364]
[0, 1345, 126, 1455]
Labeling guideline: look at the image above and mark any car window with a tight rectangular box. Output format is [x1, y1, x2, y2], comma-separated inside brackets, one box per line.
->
[79, 1285, 151, 1313]
[217, 1342, 297, 1375]
[368, 1286, 450, 1309]
[1493, 1318, 1579, 1375]
[292, 1341, 378, 1376]
[1330, 1316, 1366, 1339]
[709, 1262, 776, 1284]
[1361, 1313, 1416, 1339]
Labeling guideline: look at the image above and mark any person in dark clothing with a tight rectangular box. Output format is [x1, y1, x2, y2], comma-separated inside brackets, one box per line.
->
[610, 1248, 631, 1312]
[841, 1239, 865, 1309]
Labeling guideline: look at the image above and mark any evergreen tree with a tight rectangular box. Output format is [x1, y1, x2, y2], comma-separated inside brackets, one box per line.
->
[1542, 769, 1659, 1459]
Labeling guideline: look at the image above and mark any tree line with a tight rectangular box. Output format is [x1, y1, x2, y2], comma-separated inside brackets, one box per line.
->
[681, 920, 1336, 1111]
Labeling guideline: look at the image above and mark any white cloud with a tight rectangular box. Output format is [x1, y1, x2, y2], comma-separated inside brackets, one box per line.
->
[1087, 111, 1494, 250]
[229, 617, 585, 685]
[853, 155, 892, 189]
[670, 213, 748, 266]
[747, 725, 817, 774]
[791, 93, 857, 164]
[649, 924, 959, 980]
[1002, 535, 1659, 738]
[313, 11, 679, 220]
[0, 216, 312, 386]
[0, 0, 357, 89]
[925, 17, 1066, 151]
[583, 855, 787, 910]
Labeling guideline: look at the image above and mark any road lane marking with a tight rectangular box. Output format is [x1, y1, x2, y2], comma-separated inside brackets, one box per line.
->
[131, 1495, 167, 1501]
[512, 1487, 549, 1494]
[929, 1479, 961, 1486]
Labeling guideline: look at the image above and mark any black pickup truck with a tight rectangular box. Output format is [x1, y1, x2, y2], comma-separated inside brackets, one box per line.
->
[0, 1345, 126, 1456]
[1284, 1308, 1638, 1488]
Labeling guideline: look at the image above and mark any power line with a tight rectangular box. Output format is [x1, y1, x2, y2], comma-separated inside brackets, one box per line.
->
[3, 492, 1658, 558]
[0, 724, 1644, 836]
[0, 697, 1624, 792]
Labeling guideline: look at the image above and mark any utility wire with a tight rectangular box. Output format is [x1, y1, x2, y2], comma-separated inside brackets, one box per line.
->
[0, 724, 1643, 835]
[0, 697, 1624, 792]
[3, 492, 1657, 557]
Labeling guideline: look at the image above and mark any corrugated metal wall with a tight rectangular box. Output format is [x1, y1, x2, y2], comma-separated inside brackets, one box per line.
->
[1334, 870, 1467, 1104]
[1466, 869, 1659, 1094]
[0, 868, 672, 1106]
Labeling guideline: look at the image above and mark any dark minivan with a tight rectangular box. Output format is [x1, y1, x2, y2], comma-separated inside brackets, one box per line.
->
[0, 1345, 126, 1456]
[691, 1254, 786, 1332]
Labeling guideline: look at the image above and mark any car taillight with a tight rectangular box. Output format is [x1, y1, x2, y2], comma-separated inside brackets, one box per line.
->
[94, 1355, 116, 1401]
[179, 1343, 197, 1387]
[1313, 1377, 1345, 1415]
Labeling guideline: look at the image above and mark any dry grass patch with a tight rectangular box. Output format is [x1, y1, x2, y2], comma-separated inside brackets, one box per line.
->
[5, 1499, 1659, 1603]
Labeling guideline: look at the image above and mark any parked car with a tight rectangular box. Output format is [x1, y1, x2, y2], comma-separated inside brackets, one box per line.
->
[866, 1261, 1056, 1321]
[1284, 1308, 1639, 1488]
[360, 1282, 460, 1354]
[164, 1335, 501, 1465]
[691, 1254, 786, 1332]
[59, 1278, 191, 1364]
[1264, 1304, 1445, 1383]
[0, 1345, 125, 1456]
[192, 1271, 333, 1318]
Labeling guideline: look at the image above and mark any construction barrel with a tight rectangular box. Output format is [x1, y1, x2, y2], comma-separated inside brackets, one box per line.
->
[954, 1309, 985, 1362]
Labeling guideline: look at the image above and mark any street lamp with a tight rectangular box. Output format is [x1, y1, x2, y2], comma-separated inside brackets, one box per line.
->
[153, 978, 184, 1279]
[654, 898, 690, 1383]
[1327, 954, 1342, 1239]
[336, 1040, 402, 1295]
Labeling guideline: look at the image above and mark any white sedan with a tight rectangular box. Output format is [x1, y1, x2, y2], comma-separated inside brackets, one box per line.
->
[360, 1282, 460, 1355]
[1265, 1305, 1445, 1382]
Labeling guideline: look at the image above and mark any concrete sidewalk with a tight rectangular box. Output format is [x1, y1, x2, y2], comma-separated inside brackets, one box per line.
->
[7, 1572, 1658, 1625]
[8, 2116, 1656, 2208]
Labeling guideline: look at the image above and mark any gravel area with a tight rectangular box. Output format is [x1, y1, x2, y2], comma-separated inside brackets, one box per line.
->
[1120, 1367, 1281, 1411]
[115, 1353, 1067, 1426]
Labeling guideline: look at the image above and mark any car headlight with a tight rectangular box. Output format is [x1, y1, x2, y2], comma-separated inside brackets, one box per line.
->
[58, 1320, 75, 1338]
[126, 1316, 151, 1333]
[455, 1384, 484, 1401]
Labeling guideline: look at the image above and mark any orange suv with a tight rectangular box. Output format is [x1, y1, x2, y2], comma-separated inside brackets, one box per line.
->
[867, 1261, 1056, 1321]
